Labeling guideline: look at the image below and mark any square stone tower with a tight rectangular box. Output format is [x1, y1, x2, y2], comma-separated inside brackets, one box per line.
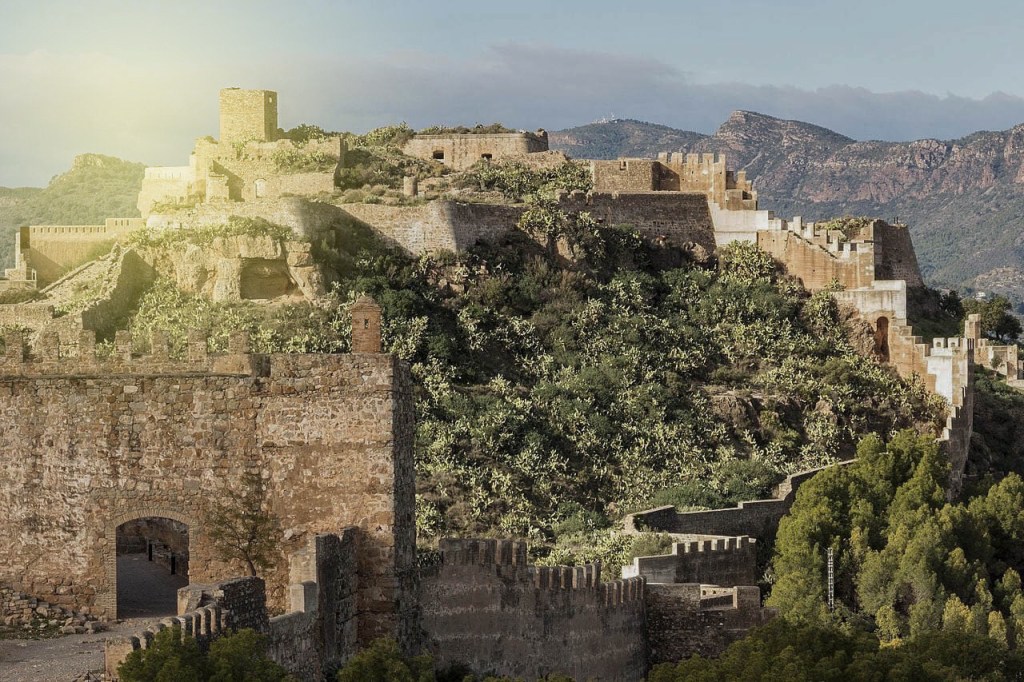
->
[219, 88, 278, 143]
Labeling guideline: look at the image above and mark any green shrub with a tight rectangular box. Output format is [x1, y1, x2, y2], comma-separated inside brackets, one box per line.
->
[118, 627, 289, 682]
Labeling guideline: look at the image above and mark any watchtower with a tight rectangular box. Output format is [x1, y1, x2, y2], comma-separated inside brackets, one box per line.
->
[219, 88, 278, 143]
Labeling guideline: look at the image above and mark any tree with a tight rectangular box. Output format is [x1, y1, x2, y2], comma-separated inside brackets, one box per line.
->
[963, 294, 1023, 341]
[207, 469, 280, 576]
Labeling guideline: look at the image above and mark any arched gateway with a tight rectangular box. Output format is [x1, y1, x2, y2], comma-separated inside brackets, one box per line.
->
[0, 325, 414, 639]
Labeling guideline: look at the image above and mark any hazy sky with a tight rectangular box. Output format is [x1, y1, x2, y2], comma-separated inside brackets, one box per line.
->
[4, 0, 1024, 186]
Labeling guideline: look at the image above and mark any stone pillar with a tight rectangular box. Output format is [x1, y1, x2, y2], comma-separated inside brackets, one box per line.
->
[350, 295, 382, 353]
[402, 176, 418, 198]
[965, 313, 982, 343]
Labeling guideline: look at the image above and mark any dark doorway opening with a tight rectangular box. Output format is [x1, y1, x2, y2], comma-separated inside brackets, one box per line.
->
[116, 517, 189, 619]
[432, 150, 445, 161]
[874, 316, 890, 363]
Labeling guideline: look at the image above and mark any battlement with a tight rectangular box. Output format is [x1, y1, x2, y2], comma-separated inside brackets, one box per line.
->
[27, 218, 143, 237]
[0, 329, 267, 378]
[437, 537, 528, 566]
[623, 536, 758, 587]
[422, 537, 647, 678]
[591, 152, 756, 210]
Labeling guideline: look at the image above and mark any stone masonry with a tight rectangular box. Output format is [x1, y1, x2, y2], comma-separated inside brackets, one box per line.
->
[0, 318, 415, 648]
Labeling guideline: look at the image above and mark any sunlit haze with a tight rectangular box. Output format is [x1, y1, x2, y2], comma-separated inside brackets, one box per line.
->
[4, 0, 1024, 185]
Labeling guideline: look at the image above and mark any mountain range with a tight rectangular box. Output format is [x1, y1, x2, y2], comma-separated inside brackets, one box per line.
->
[551, 113, 1024, 305]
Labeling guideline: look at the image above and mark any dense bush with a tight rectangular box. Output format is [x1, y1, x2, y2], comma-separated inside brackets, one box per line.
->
[460, 160, 592, 202]
[124, 224, 943, 560]
[650, 619, 1023, 681]
[418, 123, 517, 135]
[118, 627, 291, 682]
[126, 217, 293, 250]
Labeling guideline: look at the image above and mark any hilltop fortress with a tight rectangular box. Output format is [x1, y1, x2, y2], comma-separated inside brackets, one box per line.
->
[0, 88, 1021, 680]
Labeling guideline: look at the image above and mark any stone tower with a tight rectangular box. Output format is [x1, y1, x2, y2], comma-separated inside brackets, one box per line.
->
[219, 88, 278, 143]
[351, 295, 382, 353]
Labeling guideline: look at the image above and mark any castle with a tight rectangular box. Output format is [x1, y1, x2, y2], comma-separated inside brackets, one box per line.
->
[0, 88, 1020, 680]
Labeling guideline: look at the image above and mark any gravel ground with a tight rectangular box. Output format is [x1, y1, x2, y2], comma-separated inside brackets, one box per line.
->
[0, 555, 187, 681]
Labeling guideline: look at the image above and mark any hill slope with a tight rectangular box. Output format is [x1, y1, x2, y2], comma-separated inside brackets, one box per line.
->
[0, 154, 145, 267]
[551, 114, 1024, 303]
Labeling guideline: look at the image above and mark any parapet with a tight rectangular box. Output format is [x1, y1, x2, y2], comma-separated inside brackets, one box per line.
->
[434, 537, 645, 605]
[438, 537, 528, 566]
[622, 537, 758, 586]
[0, 329, 266, 378]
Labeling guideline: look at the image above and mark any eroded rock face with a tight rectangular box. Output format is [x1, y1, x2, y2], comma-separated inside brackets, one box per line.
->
[160, 235, 325, 302]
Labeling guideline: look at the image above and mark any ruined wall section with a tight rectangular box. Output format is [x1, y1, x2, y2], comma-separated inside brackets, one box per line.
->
[623, 462, 854, 540]
[106, 530, 362, 680]
[420, 538, 647, 682]
[402, 131, 548, 171]
[0, 332, 414, 646]
[558, 191, 718, 253]
[867, 221, 924, 288]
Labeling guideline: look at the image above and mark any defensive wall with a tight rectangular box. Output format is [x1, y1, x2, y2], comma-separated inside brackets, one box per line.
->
[623, 461, 853, 540]
[622, 537, 757, 587]
[401, 130, 549, 170]
[645, 584, 773, 664]
[105, 529, 359, 681]
[419, 538, 647, 682]
[18, 218, 144, 286]
[0, 312, 416, 648]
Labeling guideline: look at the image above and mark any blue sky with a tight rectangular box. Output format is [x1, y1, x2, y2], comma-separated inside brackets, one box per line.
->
[3, 0, 1024, 185]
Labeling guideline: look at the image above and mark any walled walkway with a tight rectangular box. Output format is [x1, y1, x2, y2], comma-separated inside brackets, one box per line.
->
[0, 555, 187, 680]
[117, 554, 187, 619]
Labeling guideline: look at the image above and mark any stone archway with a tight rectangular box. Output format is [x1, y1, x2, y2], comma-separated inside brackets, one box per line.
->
[102, 507, 197, 619]
[874, 316, 890, 363]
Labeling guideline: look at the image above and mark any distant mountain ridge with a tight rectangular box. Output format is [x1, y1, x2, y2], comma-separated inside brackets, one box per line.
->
[551, 113, 1024, 303]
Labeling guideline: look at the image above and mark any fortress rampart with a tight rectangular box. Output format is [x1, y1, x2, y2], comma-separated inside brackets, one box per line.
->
[419, 537, 647, 682]
[0, 323, 416, 648]
[401, 131, 549, 170]
[105, 529, 360, 680]
[645, 583, 773, 664]
[622, 537, 757, 587]
[20, 218, 145, 286]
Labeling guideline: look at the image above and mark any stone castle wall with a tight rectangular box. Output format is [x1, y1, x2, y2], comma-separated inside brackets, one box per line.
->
[558, 190, 718, 253]
[419, 538, 647, 682]
[0, 330, 415, 646]
[591, 153, 756, 211]
[402, 131, 548, 171]
[645, 584, 773, 664]
[23, 219, 144, 286]
[622, 537, 757, 587]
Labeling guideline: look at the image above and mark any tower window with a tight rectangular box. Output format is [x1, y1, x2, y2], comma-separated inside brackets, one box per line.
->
[433, 150, 445, 161]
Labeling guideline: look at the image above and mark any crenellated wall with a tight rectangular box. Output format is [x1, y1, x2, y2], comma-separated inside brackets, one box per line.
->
[622, 537, 757, 587]
[106, 529, 360, 680]
[419, 537, 647, 682]
[0, 325, 415, 649]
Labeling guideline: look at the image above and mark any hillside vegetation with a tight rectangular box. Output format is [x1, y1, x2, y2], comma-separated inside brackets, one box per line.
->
[122, 215, 943, 570]
[0, 154, 144, 267]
